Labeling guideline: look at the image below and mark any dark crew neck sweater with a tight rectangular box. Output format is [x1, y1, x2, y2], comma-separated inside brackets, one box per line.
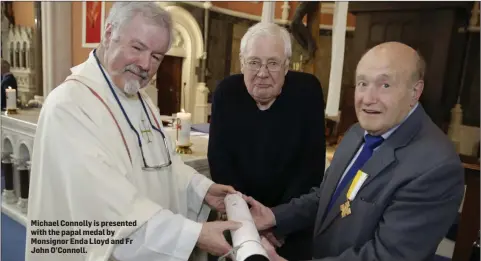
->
[208, 71, 326, 208]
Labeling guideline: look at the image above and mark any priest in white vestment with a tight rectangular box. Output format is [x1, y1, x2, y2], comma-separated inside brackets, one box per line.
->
[25, 3, 241, 261]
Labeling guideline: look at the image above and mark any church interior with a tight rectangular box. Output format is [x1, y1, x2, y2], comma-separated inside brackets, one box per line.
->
[0, 1, 479, 261]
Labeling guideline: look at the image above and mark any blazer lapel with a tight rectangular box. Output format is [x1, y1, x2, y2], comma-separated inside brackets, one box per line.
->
[318, 180, 352, 234]
[315, 126, 364, 235]
[316, 131, 393, 235]
[358, 145, 395, 189]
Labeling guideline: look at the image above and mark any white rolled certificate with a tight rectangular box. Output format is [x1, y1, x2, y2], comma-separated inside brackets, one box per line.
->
[224, 193, 269, 261]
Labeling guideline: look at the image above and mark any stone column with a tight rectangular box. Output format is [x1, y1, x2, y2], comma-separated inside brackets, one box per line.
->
[16, 160, 29, 213]
[40, 2, 72, 102]
[1, 153, 17, 204]
[194, 1, 211, 124]
[1, 4, 11, 61]
[325, 2, 349, 117]
[261, 1, 276, 23]
[199, 1, 211, 84]
[34, 2, 43, 98]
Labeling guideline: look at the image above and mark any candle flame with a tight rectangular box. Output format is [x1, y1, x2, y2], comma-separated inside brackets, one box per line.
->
[7, 86, 12, 90]
[181, 108, 185, 113]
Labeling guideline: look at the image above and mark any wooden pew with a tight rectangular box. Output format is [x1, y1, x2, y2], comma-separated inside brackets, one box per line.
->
[452, 155, 480, 261]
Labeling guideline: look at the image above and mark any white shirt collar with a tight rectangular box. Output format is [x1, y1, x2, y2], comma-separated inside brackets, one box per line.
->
[364, 102, 419, 139]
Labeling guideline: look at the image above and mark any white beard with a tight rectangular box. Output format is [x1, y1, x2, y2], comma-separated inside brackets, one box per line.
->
[124, 79, 141, 95]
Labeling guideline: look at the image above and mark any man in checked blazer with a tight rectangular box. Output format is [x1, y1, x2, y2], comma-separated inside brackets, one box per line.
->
[244, 42, 465, 261]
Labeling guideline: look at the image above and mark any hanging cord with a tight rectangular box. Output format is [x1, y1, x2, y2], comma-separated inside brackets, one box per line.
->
[217, 240, 262, 261]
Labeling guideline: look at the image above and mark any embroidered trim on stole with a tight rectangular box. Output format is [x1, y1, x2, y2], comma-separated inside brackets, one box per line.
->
[141, 93, 161, 129]
[65, 79, 132, 164]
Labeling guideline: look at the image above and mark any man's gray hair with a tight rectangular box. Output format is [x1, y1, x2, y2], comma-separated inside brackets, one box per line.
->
[239, 22, 292, 60]
[105, 2, 173, 47]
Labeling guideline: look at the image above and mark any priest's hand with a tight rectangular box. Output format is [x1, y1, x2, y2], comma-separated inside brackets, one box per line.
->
[205, 184, 237, 213]
[243, 195, 276, 231]
[261, 237, 288, 261]
[197, 221, 242, 256]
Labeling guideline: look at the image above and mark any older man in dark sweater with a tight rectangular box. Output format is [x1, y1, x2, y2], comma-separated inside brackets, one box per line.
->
[208, 22, 326, 260]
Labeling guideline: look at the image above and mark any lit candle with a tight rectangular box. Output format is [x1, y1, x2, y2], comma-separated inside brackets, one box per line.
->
[176, 109, 191, 146]
[5, 87, 16, 110]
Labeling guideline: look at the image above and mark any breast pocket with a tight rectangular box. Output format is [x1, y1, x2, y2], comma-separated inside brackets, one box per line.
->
[349, 198, 383, 244]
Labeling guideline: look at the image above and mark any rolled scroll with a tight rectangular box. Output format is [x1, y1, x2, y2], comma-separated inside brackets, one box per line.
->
[224, 193, 269, 261]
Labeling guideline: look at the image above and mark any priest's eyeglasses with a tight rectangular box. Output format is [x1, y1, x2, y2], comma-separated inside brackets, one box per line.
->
[140, 127, 173, 171]
[137, 98, 173, 171]
[244, 59, 284, 72]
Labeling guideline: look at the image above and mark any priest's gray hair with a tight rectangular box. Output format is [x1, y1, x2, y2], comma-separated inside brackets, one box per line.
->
[239, 22, 292, 60]
[105, 2, 173, 49]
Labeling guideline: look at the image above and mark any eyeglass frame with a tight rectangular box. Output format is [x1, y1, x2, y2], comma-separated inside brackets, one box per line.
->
[138, 93, 173, 171]
[138, 119, 173, 171]
[242, 57, 288, 72]
[128, 87, 174, 171]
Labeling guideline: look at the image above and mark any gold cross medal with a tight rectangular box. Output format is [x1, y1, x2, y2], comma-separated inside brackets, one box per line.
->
[341, 170, 369, 218]
[340, 200, 351, 218]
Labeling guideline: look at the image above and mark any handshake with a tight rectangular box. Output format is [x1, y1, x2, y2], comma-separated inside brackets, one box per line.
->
[198, 183, 285, 261]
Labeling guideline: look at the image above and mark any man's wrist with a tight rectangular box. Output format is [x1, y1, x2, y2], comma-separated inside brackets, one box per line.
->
[270, 208, 277, 227]
[270, 206, 288, 238]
